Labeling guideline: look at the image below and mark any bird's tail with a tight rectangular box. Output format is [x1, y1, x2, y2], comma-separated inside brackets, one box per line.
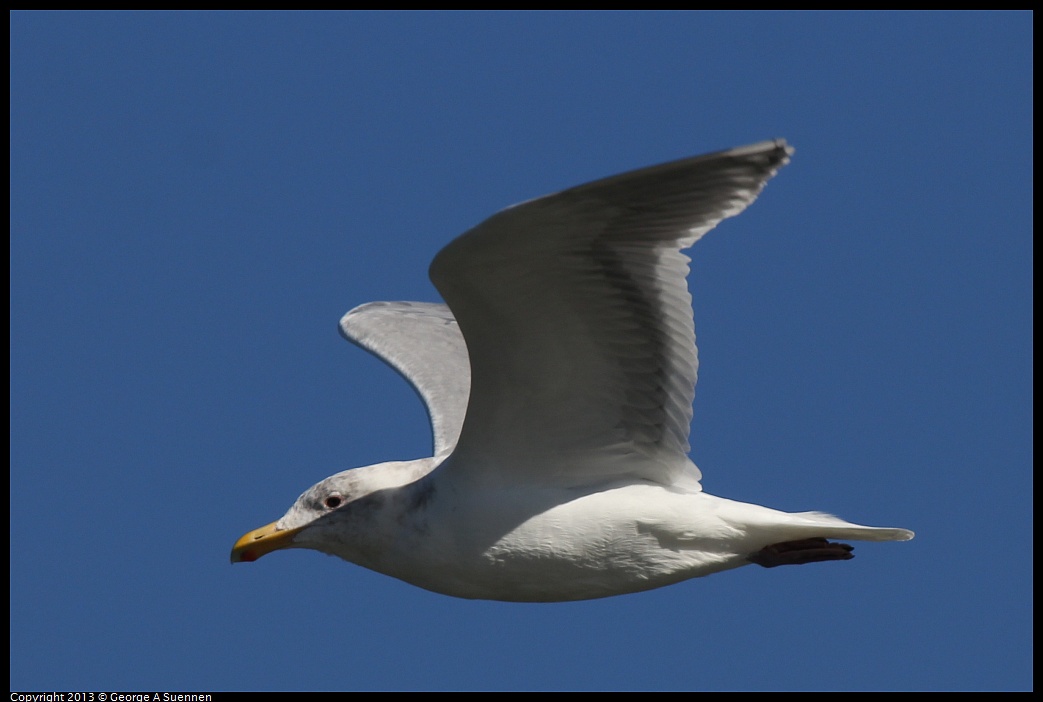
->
[783, 511, 914, 542]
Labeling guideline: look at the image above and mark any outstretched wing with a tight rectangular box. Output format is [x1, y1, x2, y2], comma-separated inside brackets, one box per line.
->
[340, 301, 470, 457]
[430, 140, 793, 488]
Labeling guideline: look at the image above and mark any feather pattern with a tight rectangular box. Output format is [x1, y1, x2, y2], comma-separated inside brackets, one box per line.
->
[429, 140, 793, 487]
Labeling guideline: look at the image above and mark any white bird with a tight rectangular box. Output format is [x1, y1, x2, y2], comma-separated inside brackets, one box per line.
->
[231, 140, 913, 601]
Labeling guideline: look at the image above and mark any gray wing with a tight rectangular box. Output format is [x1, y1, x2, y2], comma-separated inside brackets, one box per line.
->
[430, 140, 793, 488]
[339, 301, 470, 457]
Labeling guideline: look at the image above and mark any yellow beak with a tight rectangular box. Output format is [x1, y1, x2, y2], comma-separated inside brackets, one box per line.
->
[230, 521, 304, 563]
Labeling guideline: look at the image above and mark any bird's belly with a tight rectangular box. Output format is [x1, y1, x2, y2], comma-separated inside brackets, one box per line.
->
[386, 484, 749, 602]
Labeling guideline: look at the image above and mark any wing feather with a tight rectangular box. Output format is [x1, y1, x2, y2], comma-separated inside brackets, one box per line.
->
[429, 140, 793, 487]
[340, 301, 469, 457]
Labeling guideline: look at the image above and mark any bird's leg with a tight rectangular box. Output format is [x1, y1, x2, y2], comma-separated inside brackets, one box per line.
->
[747, 537, 855, 568]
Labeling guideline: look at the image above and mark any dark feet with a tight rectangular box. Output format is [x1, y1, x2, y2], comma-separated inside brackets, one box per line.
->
[747, 538, 855, 568]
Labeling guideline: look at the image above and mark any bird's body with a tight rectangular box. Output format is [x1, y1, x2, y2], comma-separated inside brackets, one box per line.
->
[232, 140, 913, 601]
[285, 462, 907, 602]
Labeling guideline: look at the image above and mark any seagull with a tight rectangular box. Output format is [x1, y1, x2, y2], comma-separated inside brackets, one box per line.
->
[231, 140, 913, 601]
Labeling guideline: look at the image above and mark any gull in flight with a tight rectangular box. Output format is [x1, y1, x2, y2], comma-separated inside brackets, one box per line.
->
[231, 140, 913, 601]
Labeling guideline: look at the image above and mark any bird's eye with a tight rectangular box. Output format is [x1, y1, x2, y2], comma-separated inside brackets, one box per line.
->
[324, 495, 343, 510]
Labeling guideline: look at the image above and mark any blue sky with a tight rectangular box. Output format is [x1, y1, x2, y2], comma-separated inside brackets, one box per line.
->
[10, 11, 1031, 691]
